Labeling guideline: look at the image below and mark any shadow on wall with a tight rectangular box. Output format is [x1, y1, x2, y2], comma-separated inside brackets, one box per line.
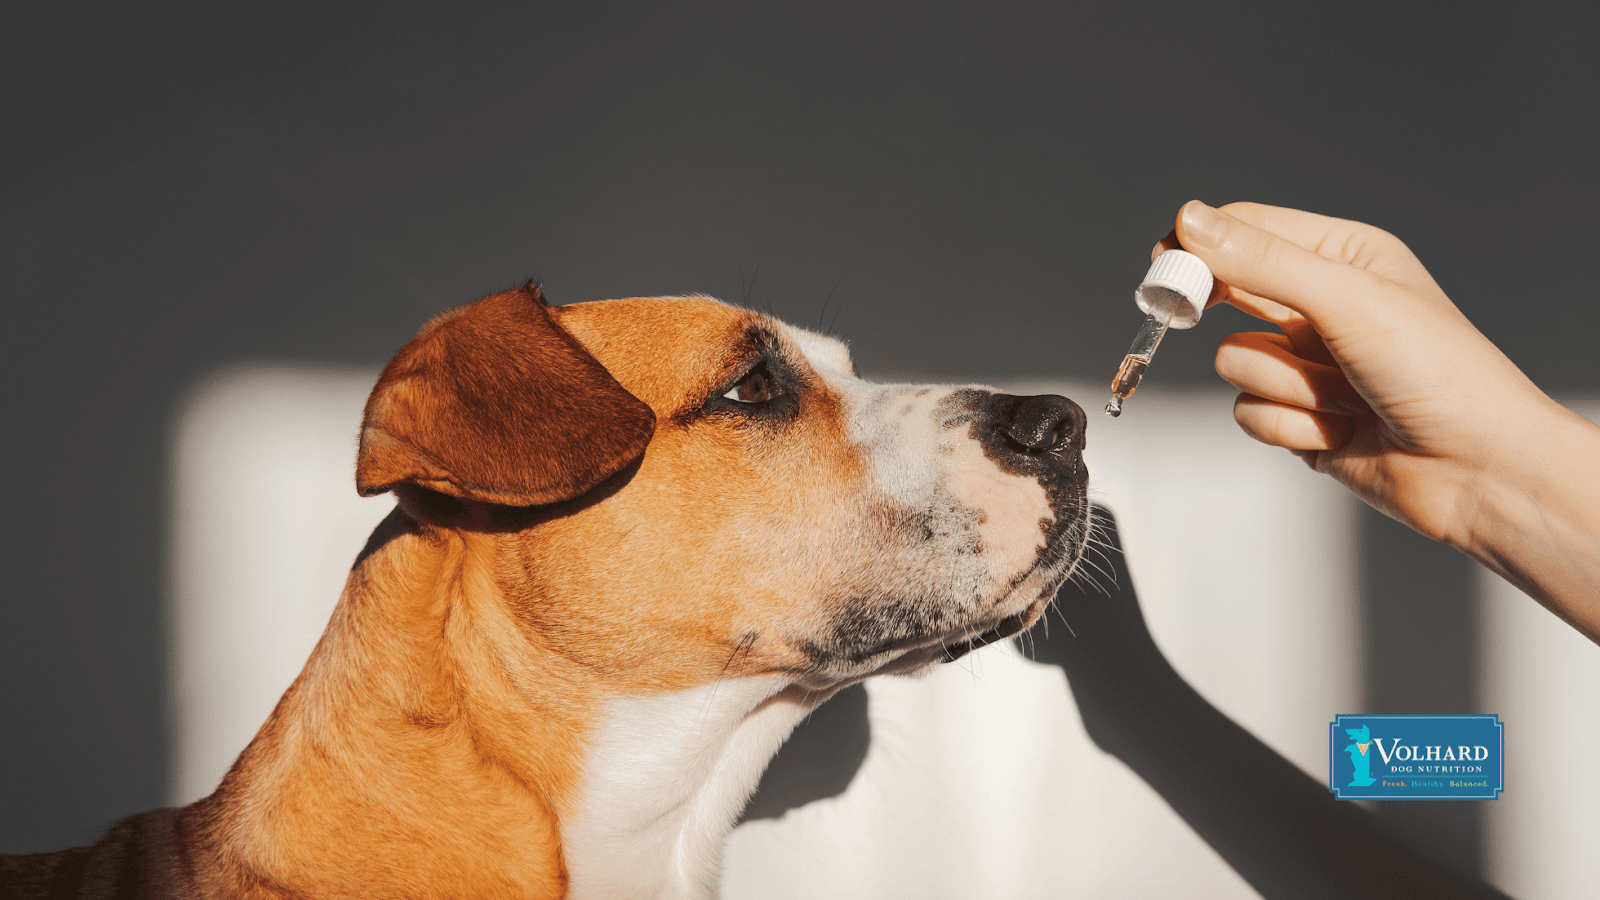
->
[1021, 509, 1506, 900]
[739, 683, 870, 823]
[740, 507, 1506, 900]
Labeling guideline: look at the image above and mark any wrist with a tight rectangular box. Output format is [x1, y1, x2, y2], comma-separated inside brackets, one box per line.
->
[1453, 398, 1600, 640]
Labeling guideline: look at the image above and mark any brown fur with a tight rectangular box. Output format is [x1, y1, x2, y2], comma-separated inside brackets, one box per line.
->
[177, 288, 865, 898]
[3, 285, 1082, 899]
[357, 285, 656, 506]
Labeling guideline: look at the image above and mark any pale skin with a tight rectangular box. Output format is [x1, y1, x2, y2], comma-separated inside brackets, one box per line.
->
[1157, 200, 1600, 643]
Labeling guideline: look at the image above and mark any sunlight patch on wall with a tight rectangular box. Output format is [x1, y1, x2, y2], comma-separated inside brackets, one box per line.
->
[167, 364, 394, 805]
[165, 366, 1591, 899]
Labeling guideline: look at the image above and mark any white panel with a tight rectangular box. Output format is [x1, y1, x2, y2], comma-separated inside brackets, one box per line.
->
[167, 364, 393, 805]
[1479, 398, 1600, 900]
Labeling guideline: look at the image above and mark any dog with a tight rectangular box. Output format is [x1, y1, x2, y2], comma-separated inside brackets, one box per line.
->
[1, 285, 1089, 899]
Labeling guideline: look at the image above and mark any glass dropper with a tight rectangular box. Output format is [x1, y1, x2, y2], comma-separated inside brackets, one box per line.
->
[1104, 250, 1214, 417]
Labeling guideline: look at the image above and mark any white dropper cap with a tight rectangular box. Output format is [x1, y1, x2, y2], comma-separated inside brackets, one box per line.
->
[1134, 249, 1213, 329]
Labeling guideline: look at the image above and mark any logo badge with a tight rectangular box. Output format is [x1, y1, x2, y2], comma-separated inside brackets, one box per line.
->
[1328, 714, 1503, 800]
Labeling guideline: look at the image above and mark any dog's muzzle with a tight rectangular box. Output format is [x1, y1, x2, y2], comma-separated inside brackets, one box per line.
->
[938, 391, 1088, 664]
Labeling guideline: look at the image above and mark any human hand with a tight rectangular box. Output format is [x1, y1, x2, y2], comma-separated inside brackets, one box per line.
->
[1161, 201, 1600, 636]
[1161, 201, 1552, 546]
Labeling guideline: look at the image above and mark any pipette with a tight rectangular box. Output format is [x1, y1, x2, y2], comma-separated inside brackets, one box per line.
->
[1105, 249, 1214, 417]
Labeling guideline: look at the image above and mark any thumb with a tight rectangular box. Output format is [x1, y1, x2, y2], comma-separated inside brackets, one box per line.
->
[1175, 200, 1397, 339]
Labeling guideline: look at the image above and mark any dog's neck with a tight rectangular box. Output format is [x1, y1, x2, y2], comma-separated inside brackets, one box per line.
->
[560, 678, 823, 899]
[189, 508, 816, 900]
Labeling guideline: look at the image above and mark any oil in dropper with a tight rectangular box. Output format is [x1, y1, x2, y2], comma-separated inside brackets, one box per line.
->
[1104, 249, 1214, 417]
[1105, 313, 1169, 417]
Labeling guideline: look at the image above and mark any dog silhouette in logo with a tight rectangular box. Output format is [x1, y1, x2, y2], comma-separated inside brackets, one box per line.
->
[1343, 724, 1379, 787]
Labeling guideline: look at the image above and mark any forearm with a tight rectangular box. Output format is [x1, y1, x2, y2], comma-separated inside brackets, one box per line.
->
[1459, 400, 1600, 642]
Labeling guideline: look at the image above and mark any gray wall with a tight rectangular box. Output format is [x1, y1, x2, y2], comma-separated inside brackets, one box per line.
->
[3, 0, 1596, 873]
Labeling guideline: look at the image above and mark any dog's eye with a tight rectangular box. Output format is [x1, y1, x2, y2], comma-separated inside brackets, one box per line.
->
[723, 364, 774, 404]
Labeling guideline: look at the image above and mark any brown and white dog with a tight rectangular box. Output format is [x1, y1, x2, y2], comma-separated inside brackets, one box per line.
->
[1, 285, 1089, 899]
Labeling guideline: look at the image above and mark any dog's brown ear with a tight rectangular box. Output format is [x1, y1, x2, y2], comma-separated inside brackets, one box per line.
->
[356, 284, 655, 506]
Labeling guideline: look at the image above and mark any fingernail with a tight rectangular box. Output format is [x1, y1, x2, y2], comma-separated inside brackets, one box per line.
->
[1150, 229, 1179, 261]
[1180, 200, 1224, 248]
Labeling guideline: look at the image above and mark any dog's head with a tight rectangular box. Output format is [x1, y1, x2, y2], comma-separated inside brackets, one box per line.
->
[357, 285, 1088, 692]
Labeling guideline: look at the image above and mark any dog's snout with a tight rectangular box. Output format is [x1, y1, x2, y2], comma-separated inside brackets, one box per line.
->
[995, 394, 1085, 455]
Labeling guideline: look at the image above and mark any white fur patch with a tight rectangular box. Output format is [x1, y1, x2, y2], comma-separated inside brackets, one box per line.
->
[942, 430, 1052, 596]
[563, 678, 830, 900]
[783, 324, 1056, 614]
[785, 328, 855, 381]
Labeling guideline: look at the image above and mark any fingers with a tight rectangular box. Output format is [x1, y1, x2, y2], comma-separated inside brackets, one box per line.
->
[1218, 328, 1363, 451]
[1172, 200, 1402, 337]
[1151, 229, 1230, 308]
[1215, 332, 1366, 415]
[1215, 283, 1299, 324]
[1157, 218, 1335, 366]
[1152, 231, 1178, 259]
[1232, 393, 1354, 451]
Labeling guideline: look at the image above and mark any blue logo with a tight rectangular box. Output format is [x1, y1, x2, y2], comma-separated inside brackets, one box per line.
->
[1328, 714, 1503, 800]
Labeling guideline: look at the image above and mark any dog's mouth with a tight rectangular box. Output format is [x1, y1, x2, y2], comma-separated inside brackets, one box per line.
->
[807, 457, 1091, 681]
[932, 497, 1088, 665]
[816, 593, 1053, 681]
[939, 598, 1046, 664]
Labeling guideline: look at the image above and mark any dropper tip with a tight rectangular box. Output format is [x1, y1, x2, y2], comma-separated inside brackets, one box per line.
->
[1104, 397, 1123, 417]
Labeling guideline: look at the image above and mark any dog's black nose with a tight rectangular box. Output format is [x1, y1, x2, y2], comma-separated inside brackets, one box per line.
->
[995, 394, 1085, 455]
